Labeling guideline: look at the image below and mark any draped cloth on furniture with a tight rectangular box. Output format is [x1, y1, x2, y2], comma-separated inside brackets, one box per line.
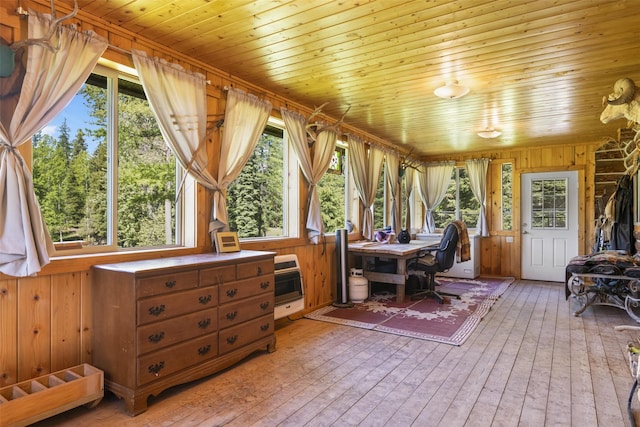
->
[465, 158, 490, 236]
[281, 108, 338, 243]
[210, 87, 272, 234]
[132, 50, 218, 242]
[417, 161, 454, 233]
[348, 135, 385, 240]
[0, 11, 107, 276]
[385, 151, 401, 235]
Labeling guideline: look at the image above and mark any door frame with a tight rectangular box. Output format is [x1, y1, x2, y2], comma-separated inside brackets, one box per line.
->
[516, 166, 586, 279]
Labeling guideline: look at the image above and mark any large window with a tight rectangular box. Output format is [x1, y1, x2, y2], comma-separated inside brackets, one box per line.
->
[32, 62, 188, 254]
[317, 145, 347, 234]
[433, 167, 480, 229]
[373, 166, 386, 230]
[226, 119, 298, 239]
[501, 162, 513, 230]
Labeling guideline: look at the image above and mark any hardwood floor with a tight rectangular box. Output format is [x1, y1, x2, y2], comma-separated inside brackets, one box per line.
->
[35, 280, 640, 426]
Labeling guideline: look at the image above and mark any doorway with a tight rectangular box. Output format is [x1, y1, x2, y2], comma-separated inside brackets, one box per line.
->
[521, 171, 579, 282]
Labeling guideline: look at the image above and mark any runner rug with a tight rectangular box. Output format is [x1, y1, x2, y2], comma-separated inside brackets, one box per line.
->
[305, 276, 514, 346]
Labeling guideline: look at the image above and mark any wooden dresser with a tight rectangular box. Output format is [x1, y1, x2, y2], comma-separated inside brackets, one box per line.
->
[91, 251, 276, 415]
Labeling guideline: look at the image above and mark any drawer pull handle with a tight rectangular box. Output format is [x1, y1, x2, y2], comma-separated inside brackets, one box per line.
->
[148, 304, 165, 316]
[165, 280, 176, 289]
[257, 266, 263, 275]
[226, 335, 238, 345]
[198, 318, 211, 329]
[226, 311, 238, 320]
[148, 332, 165, 343]
[260, 281, 270, 289]
[260, 323, 270, 332]
[148, 361, 165, 376]
[260, 302, 269, 310]
[226, 288, 238, 298]
[198, 294, 212, 305]
[198, 344, 211, 355]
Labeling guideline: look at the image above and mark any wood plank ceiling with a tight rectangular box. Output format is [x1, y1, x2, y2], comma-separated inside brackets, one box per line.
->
[62, 0, 640, 156]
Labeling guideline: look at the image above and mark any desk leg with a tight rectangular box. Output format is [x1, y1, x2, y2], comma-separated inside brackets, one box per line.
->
[396, 259, 407, 303]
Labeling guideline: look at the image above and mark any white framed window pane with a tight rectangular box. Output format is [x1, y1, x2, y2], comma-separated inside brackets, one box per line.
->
[227, 123, 286, 238]
[318, 145, 346, 234]
[530, 178, 568, 229]
[33, 63, 186, 255]
[116, 77, 177, 247]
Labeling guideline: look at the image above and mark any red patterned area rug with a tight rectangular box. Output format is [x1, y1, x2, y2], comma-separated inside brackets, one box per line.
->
[305, 276, 514, 346]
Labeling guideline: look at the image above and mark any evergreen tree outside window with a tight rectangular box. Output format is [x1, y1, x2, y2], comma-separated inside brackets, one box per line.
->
[433, 167, 480, 230]
[317, 145, 346, 234]
[227, 124, 285, 238]
[373, 166, 385, 230]
[32, 63, 186, 253]
[502, 162, 513, 230]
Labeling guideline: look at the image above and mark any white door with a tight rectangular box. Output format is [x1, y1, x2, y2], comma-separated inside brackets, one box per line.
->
[521, 171, 579, 282]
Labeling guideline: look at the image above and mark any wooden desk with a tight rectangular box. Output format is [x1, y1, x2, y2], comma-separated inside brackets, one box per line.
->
[349, 240, 439, 303]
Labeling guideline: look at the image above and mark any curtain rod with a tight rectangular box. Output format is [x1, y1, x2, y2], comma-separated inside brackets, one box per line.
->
[107, 43, 211, 85]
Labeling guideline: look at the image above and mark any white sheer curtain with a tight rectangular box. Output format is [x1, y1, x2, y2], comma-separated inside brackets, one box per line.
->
[132, 49, 222, 244]
[132, 50, 215, 188]
[403, 167, 415, 231]
[281, 107, 337, 243]
[385, 151, 401, 234]
[417, 161, 455, 233]
[0, 11, 107, 276]
[348, 135, 385, 240]
[466, 158, 490, 236]
[210, 87, 272, 234]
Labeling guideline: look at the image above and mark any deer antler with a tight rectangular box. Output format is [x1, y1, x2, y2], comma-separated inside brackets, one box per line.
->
[305, 103, 350, 145]
[11, 0, 79, 53]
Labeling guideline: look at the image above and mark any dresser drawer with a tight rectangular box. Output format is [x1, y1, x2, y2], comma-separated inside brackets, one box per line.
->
[138, 286, 218, 325]
[200, 265, 236, 287]
[137, 333, 218, 386]
[219, 314, 274, 354]
[137, 308, 218, 355]
[236, 258, 274, 280]
[219, 293, 274, 329]
[219, 275, 274, 304]
[137, 270, 199, 298]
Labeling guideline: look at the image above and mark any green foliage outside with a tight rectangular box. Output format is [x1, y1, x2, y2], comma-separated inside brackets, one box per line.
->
[318, 169, 345, 234]
[227, 131, 284, 238]
[433, 168, 480, 229]
[502, 163, 513, 230]
[32, 77, 176, 248]
[373, 170, 385, 229]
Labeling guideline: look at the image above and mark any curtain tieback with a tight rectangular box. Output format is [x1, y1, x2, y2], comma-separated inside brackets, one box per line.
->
[0, 142, 24, 166]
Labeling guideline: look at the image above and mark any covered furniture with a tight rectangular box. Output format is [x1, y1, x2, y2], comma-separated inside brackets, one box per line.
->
[407, 222, 465, 303]
[565, 250, 640, 322]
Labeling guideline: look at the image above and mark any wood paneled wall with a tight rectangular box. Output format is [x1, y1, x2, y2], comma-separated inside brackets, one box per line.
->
[0, 0, 600, 388]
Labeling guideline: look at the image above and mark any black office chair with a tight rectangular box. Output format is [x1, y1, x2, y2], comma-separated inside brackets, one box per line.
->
[407, 222, 462, 303]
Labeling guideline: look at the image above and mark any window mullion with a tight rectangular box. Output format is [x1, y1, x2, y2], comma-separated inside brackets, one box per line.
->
[107, 74, 118, 247]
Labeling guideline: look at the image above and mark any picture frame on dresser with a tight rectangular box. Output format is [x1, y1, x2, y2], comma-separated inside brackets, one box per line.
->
[214, 231, 241, 253]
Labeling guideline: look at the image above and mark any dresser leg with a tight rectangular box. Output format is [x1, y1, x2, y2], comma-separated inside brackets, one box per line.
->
[267, 337, 277, 353]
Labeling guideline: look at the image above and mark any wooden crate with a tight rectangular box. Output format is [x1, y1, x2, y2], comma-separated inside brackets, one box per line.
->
[0, 364, 103, 427]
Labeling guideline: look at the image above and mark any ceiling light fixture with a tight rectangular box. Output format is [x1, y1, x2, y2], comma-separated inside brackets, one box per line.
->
[434, 81, 470, 99]
[477, 128, 502, 139]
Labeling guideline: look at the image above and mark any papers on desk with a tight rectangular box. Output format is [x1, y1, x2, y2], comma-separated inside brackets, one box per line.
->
[349, 241, 381, 248]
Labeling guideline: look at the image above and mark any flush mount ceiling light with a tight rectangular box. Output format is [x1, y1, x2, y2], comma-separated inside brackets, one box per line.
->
[477, 128, 502, 139]
[434, 81, 470, 99]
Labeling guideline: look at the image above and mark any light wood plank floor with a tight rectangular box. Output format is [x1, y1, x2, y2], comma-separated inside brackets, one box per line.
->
[35, 280, 640, 426]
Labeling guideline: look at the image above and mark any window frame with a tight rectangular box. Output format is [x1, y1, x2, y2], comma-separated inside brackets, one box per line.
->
[227, 116, 299, 242]
[41, 59, 195, 257]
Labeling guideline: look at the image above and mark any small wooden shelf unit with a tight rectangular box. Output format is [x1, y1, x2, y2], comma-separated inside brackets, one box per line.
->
[0, 364, 104, 427]
[91, 251, 277, 416]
